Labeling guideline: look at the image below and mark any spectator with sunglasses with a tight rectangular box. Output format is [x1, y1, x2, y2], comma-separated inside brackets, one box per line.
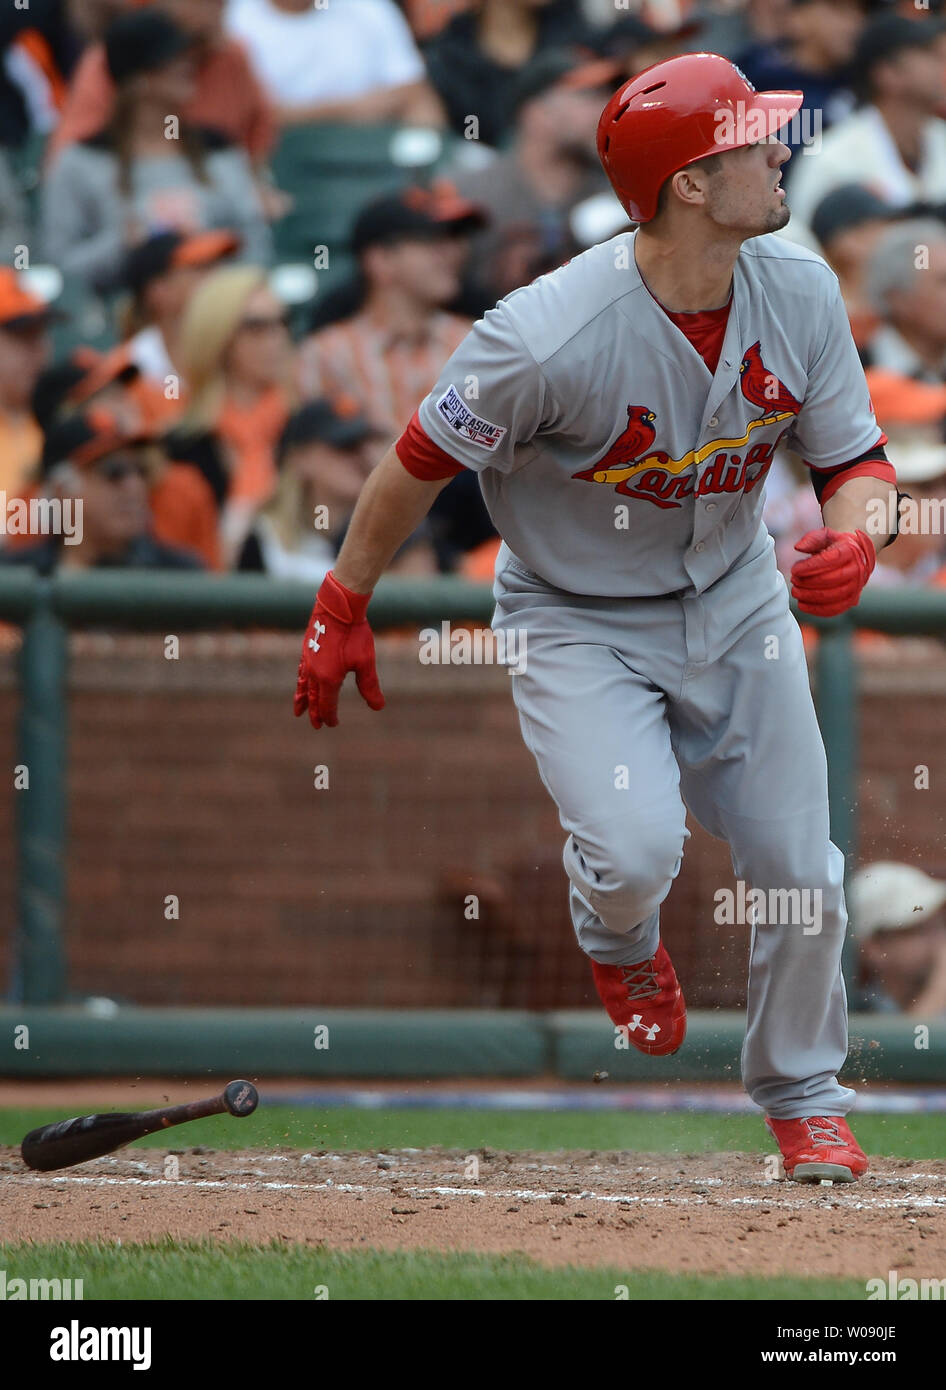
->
[25, 344, 221, 569]
[167, 264, 293, 566]
[1, 408, 204, 574]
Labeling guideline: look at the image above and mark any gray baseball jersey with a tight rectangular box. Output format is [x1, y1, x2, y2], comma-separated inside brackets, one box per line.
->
[415, 231, 880, 596]
[407, 230, 880, 1118]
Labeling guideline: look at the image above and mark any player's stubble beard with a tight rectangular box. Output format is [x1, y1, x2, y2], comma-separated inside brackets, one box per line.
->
[708, 188, 791, 241]
[764, 197, 792, 235]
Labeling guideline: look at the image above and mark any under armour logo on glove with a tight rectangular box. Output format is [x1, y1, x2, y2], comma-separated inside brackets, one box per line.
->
[293, 572, 385, 730]
[627, 1014, 660, 1042]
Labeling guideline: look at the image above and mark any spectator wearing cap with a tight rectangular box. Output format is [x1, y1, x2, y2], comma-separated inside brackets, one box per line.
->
[31, 343, 152, 430]
[170, 265, 293, 566]
[239, 399, 436, 580]
[785, 14, 946, 238]
[40, 7, 271, 293]
[734, 0, 866, 175]
[225, 0, 443, 128]
[448, 51, 615, 303]
[117, 228, 240, 403]
[0, 408, 204, 574]
[0, 271, 58, 515]
[862, 218, 946, 381]
[848, 862, 946, 1015]
[424, 0, 597, 148]
[49, 0, 275, 168]
[809, 184, 900, 350]
[23, 344, 220, 568]
[297, 186, 498, 571]
[298, 186, 485, 439]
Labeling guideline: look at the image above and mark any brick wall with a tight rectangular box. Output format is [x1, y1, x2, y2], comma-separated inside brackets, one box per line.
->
[2, 633, 944, 1009]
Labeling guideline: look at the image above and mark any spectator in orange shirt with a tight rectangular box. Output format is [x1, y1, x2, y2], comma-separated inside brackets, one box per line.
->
[171, 265, 293, 566]
[49, 0, 276, 170]
[0, 270, 58, 519]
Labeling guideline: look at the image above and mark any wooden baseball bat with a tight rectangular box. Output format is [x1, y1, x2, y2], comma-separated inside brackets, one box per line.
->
[20, 1079, 259, 1172]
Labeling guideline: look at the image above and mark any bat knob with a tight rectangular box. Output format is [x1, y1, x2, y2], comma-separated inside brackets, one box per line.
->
[223, 1080, 259, 1117]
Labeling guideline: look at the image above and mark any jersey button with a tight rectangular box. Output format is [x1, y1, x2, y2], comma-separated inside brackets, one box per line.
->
[694, 542, 705, 552]
[706, 503, 717, 512]
[708, 416, 719, 427]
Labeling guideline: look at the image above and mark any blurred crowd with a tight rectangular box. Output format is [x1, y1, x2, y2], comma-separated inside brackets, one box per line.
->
[0, 0, 945, 587]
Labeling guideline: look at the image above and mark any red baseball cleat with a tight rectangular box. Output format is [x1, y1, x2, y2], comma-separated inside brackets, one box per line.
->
[765, 1115, 869, 1184]
[591, 941, 686, 1056]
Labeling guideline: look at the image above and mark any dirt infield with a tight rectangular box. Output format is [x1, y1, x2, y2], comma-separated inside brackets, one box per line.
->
[3, 1146, 945, 1277]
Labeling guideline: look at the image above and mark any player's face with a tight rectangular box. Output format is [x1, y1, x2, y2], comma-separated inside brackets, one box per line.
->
[703, 137, 792, 237]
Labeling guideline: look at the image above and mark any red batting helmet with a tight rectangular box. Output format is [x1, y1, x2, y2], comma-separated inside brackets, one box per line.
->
[597, 52, 803, 224]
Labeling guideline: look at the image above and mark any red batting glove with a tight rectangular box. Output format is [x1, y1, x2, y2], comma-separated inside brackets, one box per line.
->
[790, 527, 876, 618]
[293, 570, 385, 729]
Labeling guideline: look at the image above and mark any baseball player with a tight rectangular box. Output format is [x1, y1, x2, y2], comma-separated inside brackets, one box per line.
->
[294, 54, 902, 1183]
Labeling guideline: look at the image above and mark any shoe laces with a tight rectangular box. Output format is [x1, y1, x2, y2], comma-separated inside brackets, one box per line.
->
[619, 958, 659, 1001]
[804, 1117, 843, 1149]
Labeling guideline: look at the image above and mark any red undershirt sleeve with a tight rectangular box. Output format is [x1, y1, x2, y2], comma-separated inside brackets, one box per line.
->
[395, 409, 467, 481]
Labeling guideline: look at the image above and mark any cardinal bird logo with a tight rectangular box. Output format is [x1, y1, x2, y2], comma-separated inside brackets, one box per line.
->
[739, 341, 801, 417]
[573, 405, 658, 481]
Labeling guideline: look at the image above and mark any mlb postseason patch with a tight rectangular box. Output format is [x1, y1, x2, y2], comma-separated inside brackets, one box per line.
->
[436, 385, 507, 451]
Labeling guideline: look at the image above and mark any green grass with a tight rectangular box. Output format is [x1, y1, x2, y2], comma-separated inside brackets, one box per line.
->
[1, 1106, 942, 1159]
[4, 1105, 930, 1301]
[0, 1239, 871, 1301]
